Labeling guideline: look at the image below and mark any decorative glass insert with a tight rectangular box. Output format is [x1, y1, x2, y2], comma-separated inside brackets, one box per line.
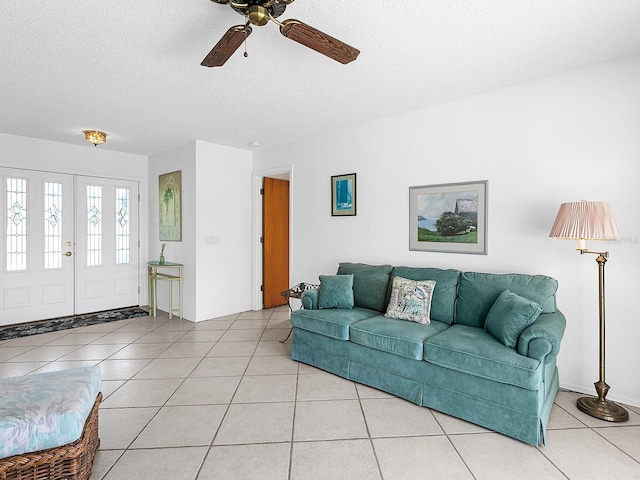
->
[6, 177, 27, 271]
[86, 185, 103, 266]
[115, 187, 130, 265]
[44, 182, 63, 269]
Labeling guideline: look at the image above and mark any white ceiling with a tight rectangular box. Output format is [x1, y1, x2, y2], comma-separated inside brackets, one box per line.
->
[2, 1, 640, 156]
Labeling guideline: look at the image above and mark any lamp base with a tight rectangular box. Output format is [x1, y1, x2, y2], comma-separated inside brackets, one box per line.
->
[576, 396, 629, 422]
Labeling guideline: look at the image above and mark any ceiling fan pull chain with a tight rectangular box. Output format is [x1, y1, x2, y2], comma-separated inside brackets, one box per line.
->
[244, 15, 249, 57]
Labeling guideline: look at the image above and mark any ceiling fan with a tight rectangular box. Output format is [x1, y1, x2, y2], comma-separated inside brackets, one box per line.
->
[201, 0, 360, 67]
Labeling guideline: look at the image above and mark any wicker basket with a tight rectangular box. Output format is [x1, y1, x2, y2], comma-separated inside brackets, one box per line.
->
[0, 392, 102, 480]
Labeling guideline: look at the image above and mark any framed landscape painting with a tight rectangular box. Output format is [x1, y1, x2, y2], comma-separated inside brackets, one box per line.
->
[159, 170, 182, 241]
[409, 180, 487, 254]
[331, 173, 356, 216]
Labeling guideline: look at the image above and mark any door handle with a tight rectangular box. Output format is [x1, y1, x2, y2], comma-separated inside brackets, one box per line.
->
[64, 251, 73, 257]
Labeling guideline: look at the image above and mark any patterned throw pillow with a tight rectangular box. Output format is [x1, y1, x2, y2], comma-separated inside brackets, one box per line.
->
[384, 276, 436, 324]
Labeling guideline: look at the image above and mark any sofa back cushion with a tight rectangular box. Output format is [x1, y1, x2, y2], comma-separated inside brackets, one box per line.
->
[337, 263, 393, 312]
[456, 271, 558, 328]
[390, 267, 461, 325]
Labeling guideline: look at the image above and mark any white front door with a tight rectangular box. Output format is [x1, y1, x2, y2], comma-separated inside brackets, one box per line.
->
[0, 168, 139, 326]
[75, 176, 139, 314]
[1, 169, 75, 325]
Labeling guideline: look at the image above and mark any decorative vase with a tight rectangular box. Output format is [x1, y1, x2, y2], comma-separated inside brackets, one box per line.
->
[159, 253, 165, 265]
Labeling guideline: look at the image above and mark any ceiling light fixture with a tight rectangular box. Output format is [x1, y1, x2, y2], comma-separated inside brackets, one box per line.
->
[84, 130, 107, 146]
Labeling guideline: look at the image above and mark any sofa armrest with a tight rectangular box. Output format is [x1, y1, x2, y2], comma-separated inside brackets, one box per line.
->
[301, 289, 319, 310]
[517, 310, 566, 363]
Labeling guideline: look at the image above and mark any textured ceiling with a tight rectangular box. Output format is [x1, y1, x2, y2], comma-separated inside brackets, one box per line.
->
[1, 1, 640, 156]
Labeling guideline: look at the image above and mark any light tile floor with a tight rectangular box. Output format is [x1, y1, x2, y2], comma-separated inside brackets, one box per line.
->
[1, 307, 640, 480]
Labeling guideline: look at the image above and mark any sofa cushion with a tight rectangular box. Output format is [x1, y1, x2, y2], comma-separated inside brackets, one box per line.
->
[423, 324, 542, 390]
[350, 316, 449, 360]
[290, 307, 379, 340]
[0, 366, 102, 458]
[337, 263, 393, 312]
[385, 276, 436, 324]
[456, 272, 557, 328]
[484, 290, 543, 348]
[390, 267, 461, 324]
[318, 274, 354, 309]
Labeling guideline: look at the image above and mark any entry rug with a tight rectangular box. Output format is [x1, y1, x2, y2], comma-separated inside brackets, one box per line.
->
[0, 307, 149, 341]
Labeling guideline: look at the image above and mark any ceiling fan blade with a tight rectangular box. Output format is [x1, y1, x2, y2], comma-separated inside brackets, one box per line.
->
[201, 24, 252, 67]
[279, 19, 359, 64]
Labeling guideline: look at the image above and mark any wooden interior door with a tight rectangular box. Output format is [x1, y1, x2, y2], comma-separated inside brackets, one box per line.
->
[262, 177, 289, 308]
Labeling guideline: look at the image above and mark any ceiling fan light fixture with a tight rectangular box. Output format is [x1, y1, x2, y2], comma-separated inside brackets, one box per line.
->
[248, 5, 270, 26]
[84, 130, 107, 146]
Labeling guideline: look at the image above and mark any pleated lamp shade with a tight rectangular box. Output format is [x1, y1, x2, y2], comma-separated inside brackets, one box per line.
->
[549, 200, 619, 249]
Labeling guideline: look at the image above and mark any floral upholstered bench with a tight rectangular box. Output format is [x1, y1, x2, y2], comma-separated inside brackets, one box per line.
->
[0, 366, 102, 480]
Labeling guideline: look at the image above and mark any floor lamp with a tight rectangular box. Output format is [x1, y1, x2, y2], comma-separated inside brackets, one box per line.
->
[549, 200, 628, 422]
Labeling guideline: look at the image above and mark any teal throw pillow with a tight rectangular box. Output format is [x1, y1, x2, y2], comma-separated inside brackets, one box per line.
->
[484, 290, 543, 348]
[318, 274, 354, 309]
[385, 276, 436, 324]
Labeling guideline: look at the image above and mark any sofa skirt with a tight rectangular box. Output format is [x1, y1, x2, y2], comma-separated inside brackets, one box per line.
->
[291, 327, 559, 446]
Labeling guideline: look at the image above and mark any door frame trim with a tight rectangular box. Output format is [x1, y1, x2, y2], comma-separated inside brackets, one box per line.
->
[251, 165, 293, 311]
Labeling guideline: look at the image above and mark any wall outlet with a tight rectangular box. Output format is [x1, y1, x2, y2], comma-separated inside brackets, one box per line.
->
[205, 235, 220, 245]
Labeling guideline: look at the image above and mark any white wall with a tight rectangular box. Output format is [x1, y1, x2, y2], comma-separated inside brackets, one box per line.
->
[253, 54, 640, 407]
[194, 141, 253, 320]
[148, 142, 197, 319]
[0, 132, 149, 305]
[148, 140, 253, 321]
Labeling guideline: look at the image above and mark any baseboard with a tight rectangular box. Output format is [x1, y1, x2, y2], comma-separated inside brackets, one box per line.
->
[560, 381, 640, 409]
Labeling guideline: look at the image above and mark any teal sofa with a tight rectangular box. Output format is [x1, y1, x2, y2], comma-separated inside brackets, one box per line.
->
[290, 263, 566, 446]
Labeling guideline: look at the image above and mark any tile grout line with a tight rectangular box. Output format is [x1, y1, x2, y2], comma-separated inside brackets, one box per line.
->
[356, 378, 385, 480]
[591, 426, 640, 467]
[288, 321, 298, 480]
[193, 311, 262, 479]
[443, 433, 478, 480]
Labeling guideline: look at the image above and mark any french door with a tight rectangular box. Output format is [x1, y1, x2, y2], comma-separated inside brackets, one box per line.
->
[1, 168, 139, 326]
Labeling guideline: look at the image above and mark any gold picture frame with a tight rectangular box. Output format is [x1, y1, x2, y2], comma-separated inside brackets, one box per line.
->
[159, 170, 182, 241]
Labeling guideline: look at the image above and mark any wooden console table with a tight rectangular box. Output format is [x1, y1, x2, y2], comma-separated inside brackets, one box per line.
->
[148, 261, 183, 319]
